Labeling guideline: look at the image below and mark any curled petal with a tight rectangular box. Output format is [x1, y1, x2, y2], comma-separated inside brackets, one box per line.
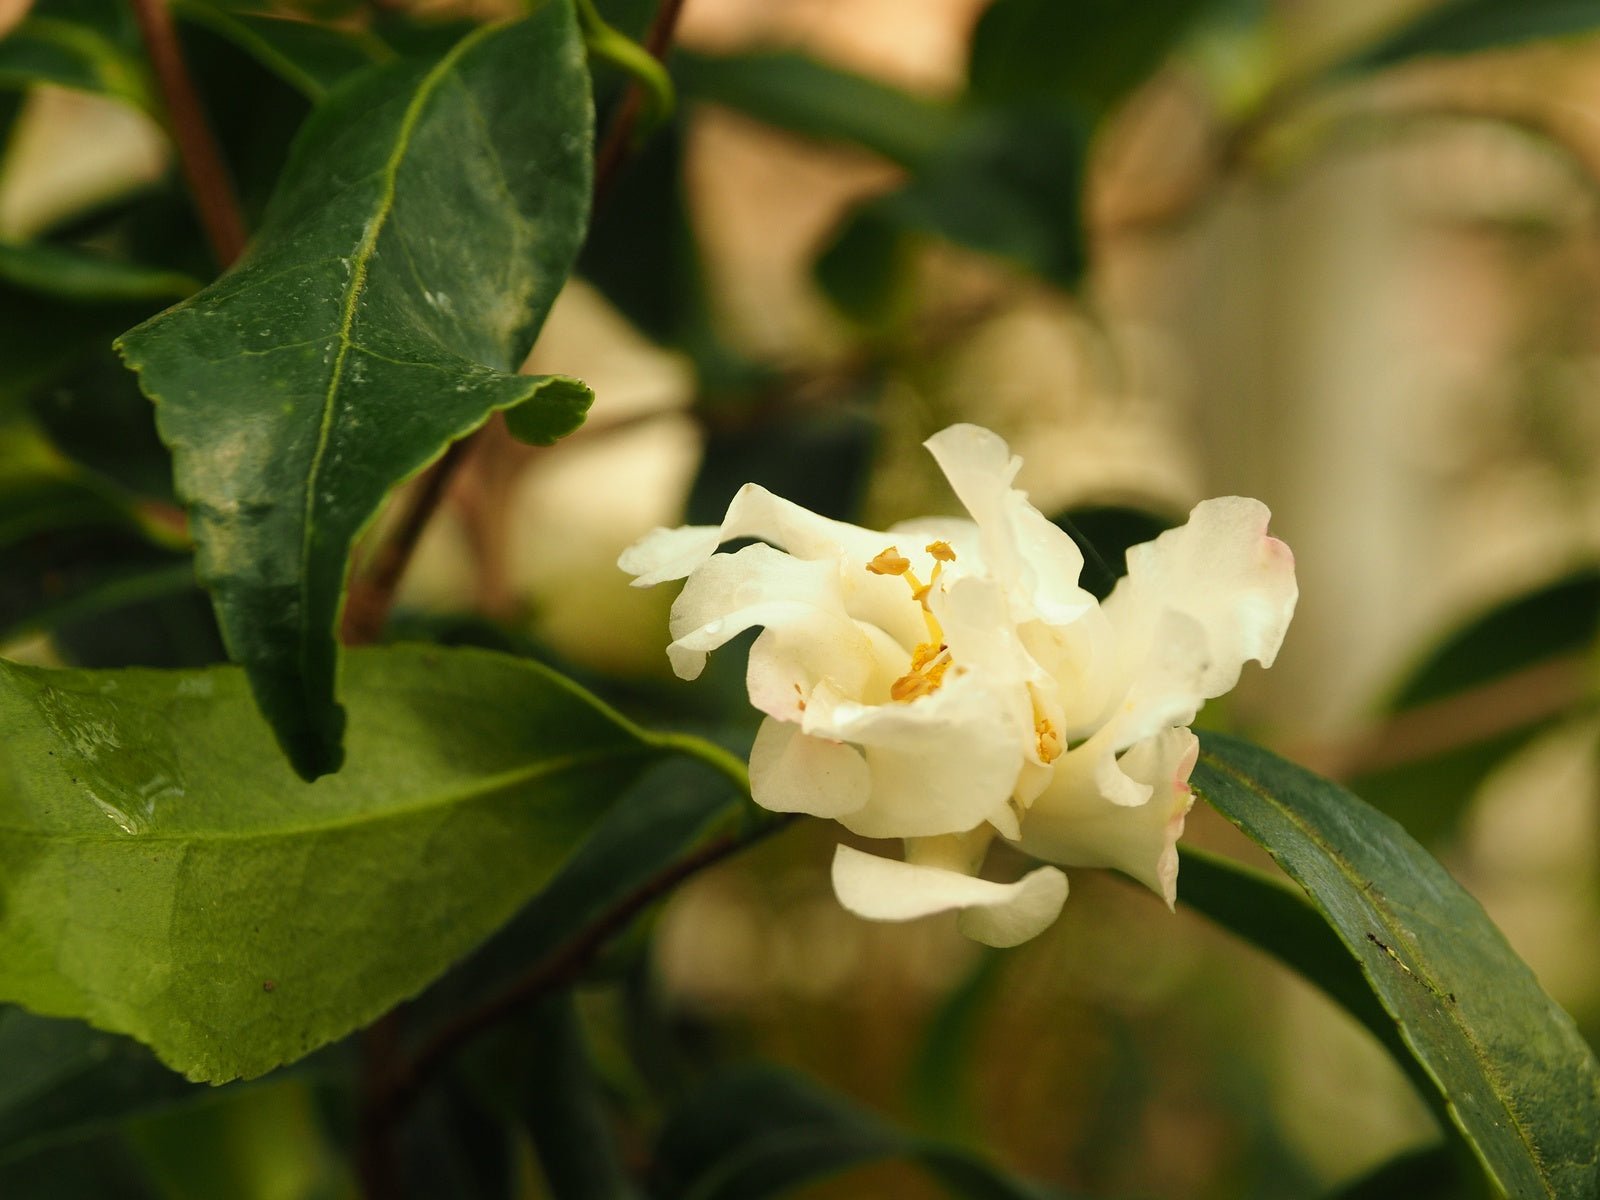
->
[924, 424, 1095, 626]
[831, 844, 1068, 947]
[1018, 726, 1199, 908]
[1104, 496, 1297, 704]
[749, 718, 870, 818]
[619, 525, 722, 588]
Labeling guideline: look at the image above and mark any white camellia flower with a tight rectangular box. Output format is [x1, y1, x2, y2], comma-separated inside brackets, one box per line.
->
[620, 424, 1297, 947]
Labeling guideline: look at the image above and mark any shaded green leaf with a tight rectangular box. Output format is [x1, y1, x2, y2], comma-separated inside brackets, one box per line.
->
[0, 8, 149, 110]
[117, 6, 595, 780]
[1191, 732, 1600, 1199]
[906, 949, 1006, 1144]
[675, 49, 961, 170]
[0, 1008, 196, 1166]
[968, 0, 1215, 119]
[818, 108, 1089, 306]
[1326, 1144, 1470, 1200]
[0, 241, 200, 304]
[28, 350, 176, 500]
[1051, 505, 1178, 601]
[0, 644, 669, 1082]
[0, 1135, 159, 1199]
[1344, 0, 1600, 73]
[653, 1066, 1077, 1200]
[171, 1, 391, 101]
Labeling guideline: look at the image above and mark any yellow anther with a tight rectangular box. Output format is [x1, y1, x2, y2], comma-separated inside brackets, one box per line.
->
[867, 546, 910, 576]
[890, 671, 938, 702]
[925, 540, 956, 562]
[1035, 716, 1063, 763]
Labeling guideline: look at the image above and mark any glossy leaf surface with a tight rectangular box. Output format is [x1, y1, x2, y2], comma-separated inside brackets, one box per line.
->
[1192, 733, 1600, 1199]
[0, 645, 663, 1082]
[117, 5, 595, 779]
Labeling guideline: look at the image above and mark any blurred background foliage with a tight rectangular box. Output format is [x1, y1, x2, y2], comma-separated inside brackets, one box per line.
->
[4, 0, 1600, 1196]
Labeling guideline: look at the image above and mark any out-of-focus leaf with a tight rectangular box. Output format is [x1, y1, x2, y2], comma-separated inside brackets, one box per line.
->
[0, 287, 164, 407]
[1326, 1144, 1470, 1199]
[1342, 0, 1600, 73]
[0, 242, 200, 303]
[817, 108, 1089, 308]
[0, 645, 674, 1082]
[687, 407, 877, 526]
[1051, 505, 1178, 600]
[125, 1079, 349, 1200]
[117, 6, 595, 780]
[1192, 733, 1600, 1199]
[675, 49, 961, 170]
[514, 994, 639, 1199]
[0, 1136, 159, 1198]
[652, 1066, 1078, 1200]
[1383, 568, 1600, 711]
[0, 7, 149, 110]
[0, 1008, 196, 1166]
[28, 351, 175, 500]
[906, 950, 1006, 1143]
[968, 0, 1215, 119]
[1350, 568, 1600, 843]
[408, 755, 742, 1032]
[49, 581, 225, 669]
[171, 1, 390, 100]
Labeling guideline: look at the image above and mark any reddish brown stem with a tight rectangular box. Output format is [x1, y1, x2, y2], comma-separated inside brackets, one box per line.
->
[130, 0, 248, 268]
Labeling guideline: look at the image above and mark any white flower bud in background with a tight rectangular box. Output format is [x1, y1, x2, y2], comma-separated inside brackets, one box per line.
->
[622, 424, 1297, 946]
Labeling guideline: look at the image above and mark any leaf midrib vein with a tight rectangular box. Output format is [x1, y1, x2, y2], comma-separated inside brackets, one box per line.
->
[0, 745, 653, 845]
[297, 22, 499, 691]
[1197, 748, 1550, 1196]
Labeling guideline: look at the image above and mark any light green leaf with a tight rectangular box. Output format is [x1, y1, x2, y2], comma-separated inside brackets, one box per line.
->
[1344, 0, 1600, 72]
[1191, 732, 1600, 1199]
[675, 49, 961, 170]
[170, 1, 392, 101]
[0, 241, 200, 304]
[0, 645, 671, 1083]
[116, 5, 595, 780]
[0, 9, 150, 110]
[653, 1066, 1082, 1200]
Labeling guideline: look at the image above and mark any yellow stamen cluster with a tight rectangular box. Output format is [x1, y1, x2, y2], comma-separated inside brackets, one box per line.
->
[1035, 715, 1063, 763]
[868, 543, 959, 704]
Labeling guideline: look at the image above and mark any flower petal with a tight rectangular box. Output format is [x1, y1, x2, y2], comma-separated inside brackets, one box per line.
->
[1018, 726, 1198, 908]
[924, 424, 1095, 626]
[831, 843, 1068, 947]
[749, 718, 870, 818]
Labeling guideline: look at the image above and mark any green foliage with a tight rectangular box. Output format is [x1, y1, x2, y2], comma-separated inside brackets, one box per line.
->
[0, 1, 149, 110]
[170, 1, 391, 101]
[652, 1066, 1078, 1199]
[1193, 733, 1600, 1199]
[0, 645, 666, 1081]
[1342, 0, 1600, 72]
[117, 5, 596, 779]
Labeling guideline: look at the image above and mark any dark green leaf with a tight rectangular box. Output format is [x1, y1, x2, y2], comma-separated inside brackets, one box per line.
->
[117, 6, 595, 779]
[0, 644, 669, 1082]
[0, 1008, 195, 1166]
[968, 0, 1215, 119]
[1344, 0, 1600, 73]
[515, 994, 639, 1199]
[1383, 568, 1600, 711]
[818, 108, 1090, 306]
[675, 49, 961, 170]
[1051, 505, 1178, 601]
[0, 1135, 159, 1199]
[28, 351, 176, 500]
[686, 407, 877, 526]
[49, 582, 225, 669]
[653, 1067, 1076, 1200]
[171, 1, 391, 100]
[906, 950, 1006, 1143]
[1326, 1144, 1471, 1200]
[1191, 732, 1600, 1199]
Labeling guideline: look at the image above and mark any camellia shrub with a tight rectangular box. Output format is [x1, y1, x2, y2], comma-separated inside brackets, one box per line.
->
[1, 0, 1598, 1197]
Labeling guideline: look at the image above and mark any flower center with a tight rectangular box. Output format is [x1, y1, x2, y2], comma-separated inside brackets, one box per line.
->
[867, 542, 957, 703]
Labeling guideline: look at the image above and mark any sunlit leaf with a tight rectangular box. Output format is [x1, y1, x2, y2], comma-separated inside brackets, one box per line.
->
[0, 645, 670, 1082]
[117, 5, 595, 779]
[1192, 733, 1600, 1199]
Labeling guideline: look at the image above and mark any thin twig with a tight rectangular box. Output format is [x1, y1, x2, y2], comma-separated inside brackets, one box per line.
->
[388, 813, 794, 1116]
[345, 0, 690, 643]
[130, 0, 248, 268]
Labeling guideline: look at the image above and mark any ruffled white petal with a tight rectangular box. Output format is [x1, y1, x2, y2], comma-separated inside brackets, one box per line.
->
[749, 718, 870, 818]
[619, 525, 723, 588]
[924, 424, 1095, 627]
[1018, 727, 1198, 908]
[831, 844, 1068, 947]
